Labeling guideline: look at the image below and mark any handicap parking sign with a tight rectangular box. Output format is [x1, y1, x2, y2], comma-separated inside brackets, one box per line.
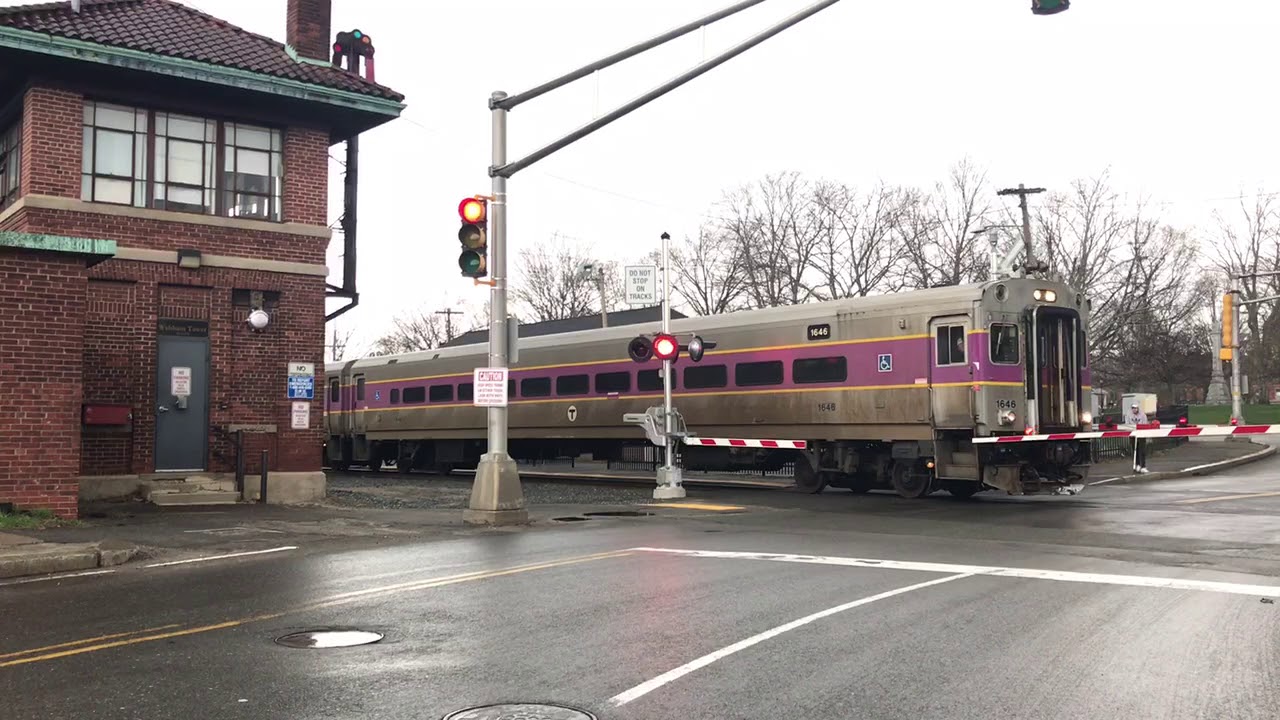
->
[878, 354, 893, 373]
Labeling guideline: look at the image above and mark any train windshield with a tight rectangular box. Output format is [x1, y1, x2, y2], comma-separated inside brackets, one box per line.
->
[1030, 307, 1081, 429]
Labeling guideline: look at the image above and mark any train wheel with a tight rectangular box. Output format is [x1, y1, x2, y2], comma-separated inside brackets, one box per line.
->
[890, 460, 934, 499]
[793, 459, 827, 494]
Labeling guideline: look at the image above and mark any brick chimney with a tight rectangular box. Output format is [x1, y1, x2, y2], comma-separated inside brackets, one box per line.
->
[287, 0, 332, 62]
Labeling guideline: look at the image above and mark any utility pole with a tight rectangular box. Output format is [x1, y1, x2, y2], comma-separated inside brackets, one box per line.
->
[464, 0, 845, 527]
[596, 268, 609, 328]
[997, 184, 1045, 277]
[435, 308, 463, 343]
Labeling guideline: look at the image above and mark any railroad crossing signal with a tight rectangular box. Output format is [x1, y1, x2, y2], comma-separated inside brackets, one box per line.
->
[627, 333, 713, 363]
[1030, 0, 1069, 15]
[457, 197, 488, 278]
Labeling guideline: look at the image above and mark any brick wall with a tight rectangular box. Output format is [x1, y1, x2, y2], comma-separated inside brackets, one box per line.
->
[0, 248, 86, 519]
[21, 87, 81, 199]
[9, 84, 332, 504]
[84, 260, 325, 477]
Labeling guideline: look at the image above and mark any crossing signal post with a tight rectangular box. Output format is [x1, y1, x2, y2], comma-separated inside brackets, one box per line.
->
[457, 197, 488, 279]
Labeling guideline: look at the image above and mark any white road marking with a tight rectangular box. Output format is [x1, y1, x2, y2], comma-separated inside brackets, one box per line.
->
[0, 569, 116, 587]
[627, 548, 1280, 598]
[608, 573, 973, 707]
[143, 546, 298, 568]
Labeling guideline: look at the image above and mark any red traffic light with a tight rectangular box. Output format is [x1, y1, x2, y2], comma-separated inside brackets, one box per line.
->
[652, 334, 678, 361]
[459, 197, 486, 224]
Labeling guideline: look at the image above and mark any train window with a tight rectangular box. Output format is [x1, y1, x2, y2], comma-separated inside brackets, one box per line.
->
[429, 384, 454, 403]
[329, 379, 340, 403]
[596, 372, 631, 394]
[556, 374, 590, 396]
[390, 389, 400, 404]
[402, 386, 426, 404]
[794, 356, 847, 384]
[521, 377, 551, 397]
[735, 360, 783, 387]
[989, 323, 1019, 365]
[356, 377, 366, 401]
[936, 325, 966, 366]
[685, 364, 728, 389]
[637, 369, 674, 392]
[458, 383, 474, 402]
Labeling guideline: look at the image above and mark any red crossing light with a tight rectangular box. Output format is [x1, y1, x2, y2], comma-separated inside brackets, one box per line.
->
[652, 334, 678, 361]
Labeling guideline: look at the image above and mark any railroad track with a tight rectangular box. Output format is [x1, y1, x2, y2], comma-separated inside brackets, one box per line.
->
[325, 465, 794, 492]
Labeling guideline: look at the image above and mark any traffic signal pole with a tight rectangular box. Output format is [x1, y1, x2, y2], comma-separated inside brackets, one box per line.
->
[464, 0, 845, 525]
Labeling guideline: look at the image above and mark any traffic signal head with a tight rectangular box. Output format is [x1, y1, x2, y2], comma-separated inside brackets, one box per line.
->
[652, 333, 678, 361]
[1031, 0, 1069, 14]
[457, 197, 488, 278]
[628, 336, 652, 363]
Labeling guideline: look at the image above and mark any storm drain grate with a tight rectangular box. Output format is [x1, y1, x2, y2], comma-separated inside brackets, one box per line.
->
[442, 704, 596, 720]
[274, 630, 383, 648]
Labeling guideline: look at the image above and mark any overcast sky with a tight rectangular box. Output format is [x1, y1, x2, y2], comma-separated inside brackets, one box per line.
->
[10, 1, 1279, 354]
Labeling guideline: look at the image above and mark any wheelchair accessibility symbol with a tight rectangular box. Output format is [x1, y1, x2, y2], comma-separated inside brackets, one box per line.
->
[878, 354, 893, 373]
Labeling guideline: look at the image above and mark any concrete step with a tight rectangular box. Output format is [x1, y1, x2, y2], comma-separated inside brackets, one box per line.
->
[149, 490, 241, 506]
[142, 476, 236, 500]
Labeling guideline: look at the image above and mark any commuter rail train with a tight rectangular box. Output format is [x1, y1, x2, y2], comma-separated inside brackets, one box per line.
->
[324, 276, 1095, 498]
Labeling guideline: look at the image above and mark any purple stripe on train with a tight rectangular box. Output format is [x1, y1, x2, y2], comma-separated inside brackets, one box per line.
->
[330, 333, 1053, 412]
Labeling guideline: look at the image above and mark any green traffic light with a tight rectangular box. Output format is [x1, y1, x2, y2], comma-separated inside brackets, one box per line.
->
[459, 250, 485, 277]
[1031, 0, 1069, 14]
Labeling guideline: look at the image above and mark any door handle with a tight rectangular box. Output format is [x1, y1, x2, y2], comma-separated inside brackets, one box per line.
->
[158, 405, 169, 413]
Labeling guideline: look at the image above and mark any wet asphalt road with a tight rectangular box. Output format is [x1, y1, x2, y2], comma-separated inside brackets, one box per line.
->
[3, 449, 1280, 719]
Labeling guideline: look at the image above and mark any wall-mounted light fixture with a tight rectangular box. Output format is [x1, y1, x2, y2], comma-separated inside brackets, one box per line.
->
[177, 248, 202, 270]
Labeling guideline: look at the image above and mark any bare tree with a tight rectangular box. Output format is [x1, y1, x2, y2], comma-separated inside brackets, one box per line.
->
[811, 180, 907, 299]
[511, 234, 611, 322]
[899, 158, 992, 288]
[325, 322, 355, 361]
[642, 227, 747, 316]
[1211, 194, 1280, 385]
[718, 171, 824, 309]
[370, 310, 446, 355]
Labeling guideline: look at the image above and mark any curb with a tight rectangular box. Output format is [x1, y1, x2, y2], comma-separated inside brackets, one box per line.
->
[0, 541, 140, 580]
[1091, 442, 1277, 486]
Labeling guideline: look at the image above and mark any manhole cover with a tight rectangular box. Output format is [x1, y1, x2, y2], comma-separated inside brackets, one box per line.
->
[442, 704, 596, 720]
[274, 630, 383, 648]
[582, 511, 653, 517]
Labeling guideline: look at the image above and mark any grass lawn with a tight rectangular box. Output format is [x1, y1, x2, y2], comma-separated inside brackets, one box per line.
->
[0, 508, 78, 530]
[1188, 404, 1280, 425]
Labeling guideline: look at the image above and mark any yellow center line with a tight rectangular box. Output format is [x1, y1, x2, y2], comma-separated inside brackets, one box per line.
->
[1174, 491, 1280, 505]
[0, 624, 183, 660]
[0, 549, 634, 669]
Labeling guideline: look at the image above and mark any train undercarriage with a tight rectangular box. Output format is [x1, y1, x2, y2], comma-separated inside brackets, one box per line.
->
[326, 431, 1092, 499]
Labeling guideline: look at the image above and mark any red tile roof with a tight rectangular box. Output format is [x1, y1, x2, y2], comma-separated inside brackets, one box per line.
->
[0, 0, 403, 102]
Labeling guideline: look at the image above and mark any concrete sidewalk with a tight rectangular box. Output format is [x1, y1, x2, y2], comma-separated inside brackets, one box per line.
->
[1087, 437, 1275, 485]
[0, 531, 139, 580]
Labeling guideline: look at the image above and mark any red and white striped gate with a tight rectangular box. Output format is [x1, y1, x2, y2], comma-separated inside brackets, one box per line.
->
[683, 437, 808, 449]
[972, 423, 1280, 444]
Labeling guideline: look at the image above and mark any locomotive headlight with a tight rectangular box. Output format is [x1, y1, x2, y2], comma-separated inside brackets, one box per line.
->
[1081, 411, 1092, 425]
[1044, 290, 1057, 302]
[1033, 289, 1043, 301]
[999, 410, 1016, 425]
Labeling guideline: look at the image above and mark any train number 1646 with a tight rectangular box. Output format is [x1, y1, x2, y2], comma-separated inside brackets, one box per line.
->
[817, 402, 836, 413]
[996, 399, 1017, 410]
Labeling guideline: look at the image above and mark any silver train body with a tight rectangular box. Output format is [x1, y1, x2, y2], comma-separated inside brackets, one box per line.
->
[324, 277, 1095, 497]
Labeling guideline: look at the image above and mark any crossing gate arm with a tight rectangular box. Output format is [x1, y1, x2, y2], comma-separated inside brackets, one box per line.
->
[972, 424, 1280, 444]
[682, 437, 808, 449]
